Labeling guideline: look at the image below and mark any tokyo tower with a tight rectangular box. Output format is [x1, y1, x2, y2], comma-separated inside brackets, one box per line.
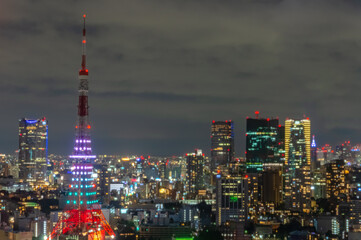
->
[48, 15, 115, 240]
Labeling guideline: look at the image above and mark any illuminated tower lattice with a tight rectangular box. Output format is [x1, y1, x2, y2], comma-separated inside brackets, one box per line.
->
[48, 15, 115, 240]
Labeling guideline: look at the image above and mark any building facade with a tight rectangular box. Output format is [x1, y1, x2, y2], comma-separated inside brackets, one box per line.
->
[186, 149, 204, 195]
[18, 118, 48, 185]
[216, 174, 248, 225]
[211, 121, 234, 170]
[94, 163, 111, 205]
[246, 115, 280, 173]
[326, 159, 345, 201]
[261, 163, 283, 206]
[284, 118, 311, 213]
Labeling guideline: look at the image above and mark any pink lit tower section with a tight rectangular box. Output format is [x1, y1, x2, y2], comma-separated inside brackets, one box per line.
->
[48, 15, 115, 240]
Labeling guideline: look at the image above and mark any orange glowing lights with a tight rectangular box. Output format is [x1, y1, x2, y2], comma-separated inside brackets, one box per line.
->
[87, 125, 91, 129]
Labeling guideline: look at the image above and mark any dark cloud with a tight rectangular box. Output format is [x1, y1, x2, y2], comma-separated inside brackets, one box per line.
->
[0, 0, 361, 155]
[93, 90, 236, 104]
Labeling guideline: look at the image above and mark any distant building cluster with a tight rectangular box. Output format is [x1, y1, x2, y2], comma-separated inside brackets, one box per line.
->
[0, 111, 360, 240]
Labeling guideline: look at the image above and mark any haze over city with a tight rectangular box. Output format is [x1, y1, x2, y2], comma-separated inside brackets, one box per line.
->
[1, 0, 361, 155]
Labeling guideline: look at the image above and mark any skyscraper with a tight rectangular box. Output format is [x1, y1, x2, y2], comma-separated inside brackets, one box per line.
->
[216, 174, 248, 229]
[284, 118, 311, 213]
[246, 112, 280, 173]
[18, 117, 48, 185]
[311, 135, 319, 171]
[211, 120, 234, 170]
[310, 135, 327, 199]
[336, 141, 352, 161]
[186, 149, 204, 195]
[262, 163, 283, 206]
[326, 159, 345, 201]
[94, 163, 111, 204]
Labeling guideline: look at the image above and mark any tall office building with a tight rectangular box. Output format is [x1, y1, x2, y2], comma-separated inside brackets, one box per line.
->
[245, 112, 284, 214]
[336, 141, 352, 162]
[186, 149, 204, 195]
[246, 112, 280, 173]
[216, 174, 248, 228]
[310, 135, 326, 199]
[284, 118, 311, 213]
[211, 120, 234, 170]
[262, 163, 283, 206]
[311, 135, 319, 171]
[311, 171, 327, 200]
[326, 159, 345, 201]
[18, 117, 48, 185]
[94, 163, 111, 204]
[246, 172, 260, 216]
[275, 125, 285, 164]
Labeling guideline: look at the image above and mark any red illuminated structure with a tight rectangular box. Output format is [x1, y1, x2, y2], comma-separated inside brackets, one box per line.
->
[48, 15, 115, 240]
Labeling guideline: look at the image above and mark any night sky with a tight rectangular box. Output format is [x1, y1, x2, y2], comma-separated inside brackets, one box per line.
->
[1, 0, 361, 156]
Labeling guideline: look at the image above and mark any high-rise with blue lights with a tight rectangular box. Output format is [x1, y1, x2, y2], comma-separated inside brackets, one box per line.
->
[19, 117, 48, 186]
[246, 112, 281, 173]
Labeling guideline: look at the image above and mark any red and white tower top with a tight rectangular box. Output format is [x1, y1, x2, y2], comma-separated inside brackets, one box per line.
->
[70, 14, 95, 160]
[80, 14, 88, 76]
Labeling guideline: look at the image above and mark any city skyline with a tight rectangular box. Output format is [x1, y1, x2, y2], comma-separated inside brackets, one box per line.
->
[1, 1, 361, 155]
[1, 2, 361, 239]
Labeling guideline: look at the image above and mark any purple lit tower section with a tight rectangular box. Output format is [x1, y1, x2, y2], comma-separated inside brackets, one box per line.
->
[68, 15, 97, 209]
